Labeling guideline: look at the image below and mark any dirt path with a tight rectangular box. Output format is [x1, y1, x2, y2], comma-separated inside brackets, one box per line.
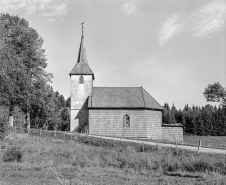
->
[85, 134, 226, 154]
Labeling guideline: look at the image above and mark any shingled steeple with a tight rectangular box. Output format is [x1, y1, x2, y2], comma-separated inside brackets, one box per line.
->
[69, 23, 94, 79]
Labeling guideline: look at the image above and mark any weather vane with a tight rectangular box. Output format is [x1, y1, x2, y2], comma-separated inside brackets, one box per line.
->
[81, 22, 84, 38]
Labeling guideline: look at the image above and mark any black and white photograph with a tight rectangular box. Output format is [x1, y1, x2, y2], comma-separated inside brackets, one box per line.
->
[0, 0, 225, 184]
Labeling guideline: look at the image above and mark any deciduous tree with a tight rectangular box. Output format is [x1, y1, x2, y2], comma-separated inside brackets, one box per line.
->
[204, 82, 226, 106]
[0, 13, 52, 128]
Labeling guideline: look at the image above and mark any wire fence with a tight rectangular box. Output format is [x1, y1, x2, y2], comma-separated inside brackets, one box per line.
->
[10, 127, 206, 154]
[10, 127, 226, 154]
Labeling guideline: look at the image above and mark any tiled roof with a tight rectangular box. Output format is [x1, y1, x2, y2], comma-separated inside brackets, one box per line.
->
[88, 87, 163, 110]
[69, 37, 94, 76]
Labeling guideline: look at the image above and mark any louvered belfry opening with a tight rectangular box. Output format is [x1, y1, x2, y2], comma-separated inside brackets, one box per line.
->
[79, 76, 84, 84]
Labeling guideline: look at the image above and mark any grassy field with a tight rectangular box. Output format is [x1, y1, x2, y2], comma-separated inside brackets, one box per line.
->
[1, 132, 226, 185]
[184, 135, 226, 149]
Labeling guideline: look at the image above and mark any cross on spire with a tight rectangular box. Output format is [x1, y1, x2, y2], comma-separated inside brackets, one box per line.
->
[81, 22, 84, 38]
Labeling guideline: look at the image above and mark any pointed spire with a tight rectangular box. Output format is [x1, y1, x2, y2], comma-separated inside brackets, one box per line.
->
[81, 22, 84, 38]
[77, 33, 87, 64]
[69, 23, 94, 79]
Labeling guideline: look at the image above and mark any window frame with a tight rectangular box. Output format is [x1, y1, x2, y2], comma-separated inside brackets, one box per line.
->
[123, 114, 130, 127]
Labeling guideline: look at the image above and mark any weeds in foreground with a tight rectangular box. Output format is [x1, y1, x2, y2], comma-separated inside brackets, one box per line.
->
[1, 133, 226, 184]
[2, 146, 23, 162]
[50, 167, 71, 185]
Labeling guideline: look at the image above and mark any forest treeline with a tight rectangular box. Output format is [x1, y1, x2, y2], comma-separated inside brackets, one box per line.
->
[0, 93, 71, 131]
[163, 103, 226, 136]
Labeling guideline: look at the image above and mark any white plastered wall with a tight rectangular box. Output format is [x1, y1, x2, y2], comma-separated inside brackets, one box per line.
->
[145, 110, 163, 140]
[70, 75, 93, 132]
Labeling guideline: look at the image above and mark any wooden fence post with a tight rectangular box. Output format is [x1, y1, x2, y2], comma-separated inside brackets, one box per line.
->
[197, 140, 201, 155]
[175, 140, 178, 155]
[74, 133, 77, 142]
[44, 130, 46, 139]
[142, 142, 144, 152]
[15, 126, 17, 139]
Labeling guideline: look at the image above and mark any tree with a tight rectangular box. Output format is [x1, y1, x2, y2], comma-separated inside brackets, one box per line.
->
[162, 103, 170, 124]
[0, 13, 52, 128]
[58, 95, 66, 108]
[175, 109, 184, 124]
[65, 97, 71, 108]
[29, 84, 55, 129]
[58, 107, 70, 131]
[0, 116, 8, 140]
[204, 82, 226, 106]
[167, 111, 176, 124]
[202, 105, 214, 135]
[39, 88, 68, 131]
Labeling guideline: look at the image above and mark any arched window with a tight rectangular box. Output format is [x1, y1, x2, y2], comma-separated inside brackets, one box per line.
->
[79, 75, 84, 84]
[123, 114, 130, 127]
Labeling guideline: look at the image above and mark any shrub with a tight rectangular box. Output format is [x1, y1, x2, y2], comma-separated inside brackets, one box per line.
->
[3, 147, 23, 162]
[0, 116, 8, 140]
[193, 160, 214, 172]
[167, 159, 180, 172]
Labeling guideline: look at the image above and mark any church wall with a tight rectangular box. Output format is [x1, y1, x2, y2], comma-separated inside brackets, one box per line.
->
[70, 110, 79, 132]
[89, 109, 148, 138]
[145, 110, 163, 140]
[89, 109, 147, 137]
[70, 75, 93, 109]
[162, 127, 183, 142]
[78, 110, 89, 132]
[70, 75, 92, 132]
[89, 109, 183, 141]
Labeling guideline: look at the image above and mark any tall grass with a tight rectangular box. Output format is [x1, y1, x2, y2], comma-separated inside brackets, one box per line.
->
[1, 132, 226, 184]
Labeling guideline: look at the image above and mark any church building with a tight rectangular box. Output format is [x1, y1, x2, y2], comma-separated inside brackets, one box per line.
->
[69, 27, 183, 141]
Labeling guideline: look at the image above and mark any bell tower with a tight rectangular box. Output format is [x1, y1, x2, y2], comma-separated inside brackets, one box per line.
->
[69, 23, 94, 132]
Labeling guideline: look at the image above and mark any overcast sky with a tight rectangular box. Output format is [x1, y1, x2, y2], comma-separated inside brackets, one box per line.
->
[0, 0, 225, 109]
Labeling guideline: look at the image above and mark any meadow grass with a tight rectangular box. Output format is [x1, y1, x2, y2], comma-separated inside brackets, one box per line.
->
[1, 132, 226, 185]
[184, 135, 226, 149]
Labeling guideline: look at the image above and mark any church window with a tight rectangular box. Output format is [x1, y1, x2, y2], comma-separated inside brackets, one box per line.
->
[123, 114, 130, 127]
[79, 75, 84, 84]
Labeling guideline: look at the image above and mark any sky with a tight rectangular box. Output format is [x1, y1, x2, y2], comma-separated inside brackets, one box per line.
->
[0, 0, 225, 109]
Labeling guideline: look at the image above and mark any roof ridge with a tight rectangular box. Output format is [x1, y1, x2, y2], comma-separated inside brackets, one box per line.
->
[90, 86, 163, 110]
[140, 86, 146, 107]
[93, 86, 141, 88]
[142, 87, 163, 109]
